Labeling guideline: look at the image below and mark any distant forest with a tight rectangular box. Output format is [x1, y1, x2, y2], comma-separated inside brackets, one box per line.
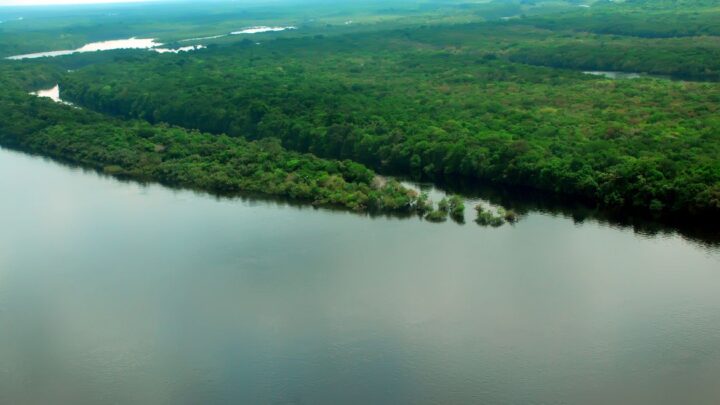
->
[1, 0, 718, 222]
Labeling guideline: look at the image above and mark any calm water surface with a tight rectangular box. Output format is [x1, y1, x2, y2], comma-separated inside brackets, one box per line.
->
[30, 84, 73, 105]
[231, 26, 297, 34]
[1, 147, 719, 404]
[6, 38, 204, 60]
[6, 27, 294, 60]
[6, 38, 161, 60]
[583, 70, 673, 80]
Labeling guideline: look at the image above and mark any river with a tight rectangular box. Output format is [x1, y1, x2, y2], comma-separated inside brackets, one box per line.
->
[0, 147, 719, 404]
[583, 71, 674, 80]
[6, 38, 204, 60]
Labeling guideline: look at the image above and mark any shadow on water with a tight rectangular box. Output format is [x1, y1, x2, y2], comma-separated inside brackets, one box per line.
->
[421, 175, 720, 249]
[4, 145, 718, 249]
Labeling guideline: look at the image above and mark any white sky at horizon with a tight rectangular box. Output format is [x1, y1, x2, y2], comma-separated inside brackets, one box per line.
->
[0, 0, 154, 6]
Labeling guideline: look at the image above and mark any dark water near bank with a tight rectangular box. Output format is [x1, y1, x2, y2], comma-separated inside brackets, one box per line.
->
[1, 147, 719, 404]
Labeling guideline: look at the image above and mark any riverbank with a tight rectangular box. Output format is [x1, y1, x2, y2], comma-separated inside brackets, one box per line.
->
[53, 30, 720, 223]
[0, 92, 422, 215]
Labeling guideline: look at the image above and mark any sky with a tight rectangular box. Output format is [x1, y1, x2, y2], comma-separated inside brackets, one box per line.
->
[0, 0, 154, 5]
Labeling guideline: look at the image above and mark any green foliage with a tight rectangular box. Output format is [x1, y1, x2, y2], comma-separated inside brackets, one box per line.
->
[415, 191, 432, 215]
[2, 0, 720, 224]
[509, 36, 720, 81]
[425, 208, 448, 223]
[448, 195, 465, 223]
[438, 197, 450, 214]
[54, 25, 720, 220]
[502, 208, 519, 224]
[0, 75, 417, 214]
[475, 205, 505, 227]
[520, 0, 720, 38]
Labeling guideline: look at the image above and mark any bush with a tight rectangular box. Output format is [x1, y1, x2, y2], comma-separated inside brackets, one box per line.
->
[448, 195, 465, 222]
[475, 205, 504, 227]
[425, 208, 448, 222]
[415, 191, 432, 214]
[438, 197, 449, 213]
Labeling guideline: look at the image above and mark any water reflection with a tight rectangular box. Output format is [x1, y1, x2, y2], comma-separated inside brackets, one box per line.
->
[7, 37, 162, 60]
[0, 147, 718, 404]
[153, 45, 206, 54]
[584, 70, 674, 81]
[231, 26, 297, 35]
[410, 175, 720, 249]
[8, 141, 719, 249]
[30, 84, 74, 106]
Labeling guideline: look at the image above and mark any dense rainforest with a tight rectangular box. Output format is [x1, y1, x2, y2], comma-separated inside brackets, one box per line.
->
[520, 0, 720, 38]
[509, 35, 720, 81]
[0, 65, 419, 214]
[1, 0, 719, 225]
[57, 26, 720, 220]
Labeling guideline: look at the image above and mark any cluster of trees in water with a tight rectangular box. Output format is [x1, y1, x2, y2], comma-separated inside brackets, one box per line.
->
[57, 24, 720, 220]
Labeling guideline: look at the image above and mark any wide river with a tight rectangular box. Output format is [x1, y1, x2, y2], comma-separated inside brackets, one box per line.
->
[1, 147, 719, 404]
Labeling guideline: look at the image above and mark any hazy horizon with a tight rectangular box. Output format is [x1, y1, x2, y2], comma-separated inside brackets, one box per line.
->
[0, 0, 151, 5]
[0, 0, 196, 6]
